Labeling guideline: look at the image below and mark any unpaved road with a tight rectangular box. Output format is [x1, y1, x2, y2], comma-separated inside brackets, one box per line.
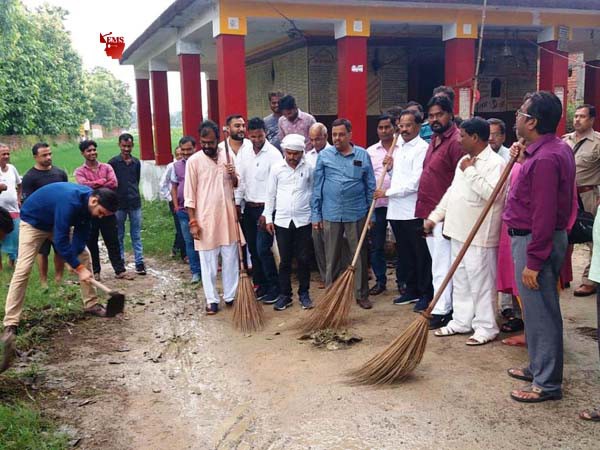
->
[21, 247, 600, 449]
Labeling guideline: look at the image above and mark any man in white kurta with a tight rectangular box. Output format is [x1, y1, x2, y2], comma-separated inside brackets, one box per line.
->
[425, 117, 506, 345]
[184, 121, 241, 315]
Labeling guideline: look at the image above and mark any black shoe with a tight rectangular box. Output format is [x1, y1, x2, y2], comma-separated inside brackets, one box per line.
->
[369, 283, 386, 296]
[413, 296, 431, 312]
[299, 292, 313, 310]
[274, 295, 292, 311]
[206, 303, 219, 315]
[262, 289, 280, 305]
[393, 292, 419, 305]
[135, 264, 147, 275]
[225, 300, 234, 308]
[1, 325, 18, 373]
[255, 285, 267, 300]
[429, 312, 453, 330]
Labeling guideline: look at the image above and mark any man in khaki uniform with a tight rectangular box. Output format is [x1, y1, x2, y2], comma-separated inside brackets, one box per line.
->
[563, 104, 600, 297]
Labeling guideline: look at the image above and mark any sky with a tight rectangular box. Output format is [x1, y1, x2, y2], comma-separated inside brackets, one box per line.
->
[23, 0, 192, 115]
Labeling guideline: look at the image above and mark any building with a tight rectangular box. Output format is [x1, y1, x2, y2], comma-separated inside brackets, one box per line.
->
[120, 0, 600, 197]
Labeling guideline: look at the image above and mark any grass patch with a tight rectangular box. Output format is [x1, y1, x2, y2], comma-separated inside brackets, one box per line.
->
[0, 402, 69, 450]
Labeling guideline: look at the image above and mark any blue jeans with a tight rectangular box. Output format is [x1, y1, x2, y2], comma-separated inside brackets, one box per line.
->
[116, 208, 144, 266]
[176, 210, 201, 276]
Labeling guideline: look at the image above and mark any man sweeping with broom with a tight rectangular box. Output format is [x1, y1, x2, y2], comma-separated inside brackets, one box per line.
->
[311, 118, 376, 310]
[185, 120, 240, 315]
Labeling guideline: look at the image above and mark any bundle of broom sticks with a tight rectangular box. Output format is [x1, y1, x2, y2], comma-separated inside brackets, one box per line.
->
[349, 147, 519, 384]
[299, 132, 400, 333]
[223, 130, 266, 333]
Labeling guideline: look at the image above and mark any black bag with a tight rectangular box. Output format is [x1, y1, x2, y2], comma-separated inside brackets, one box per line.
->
[568, 193, 594, 244]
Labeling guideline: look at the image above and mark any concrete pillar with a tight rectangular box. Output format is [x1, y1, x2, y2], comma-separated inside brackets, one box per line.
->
[177, 40, 203, 142]
[216, 34, 247, 125]
[443, 22, 477, 118]
[207, 79, 220, 126]
[149, 60, 172, 165]
[335, 19, 369, 147]
[134, 69, 155, 161]
[584, 50, 600, 132]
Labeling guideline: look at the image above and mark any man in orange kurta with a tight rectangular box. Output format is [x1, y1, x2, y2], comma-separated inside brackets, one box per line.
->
[184, 120, 242, 315]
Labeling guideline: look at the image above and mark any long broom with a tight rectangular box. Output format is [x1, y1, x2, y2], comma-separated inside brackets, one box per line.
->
[299, 133, 400, 333]
[349, 149, 519, 384]
[223, 130, 265, 333]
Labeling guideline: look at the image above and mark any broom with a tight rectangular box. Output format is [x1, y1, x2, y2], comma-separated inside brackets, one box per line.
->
[349, 148, 519, 385]
[223, 130, 265, 333]
[299, 133, 400, 333]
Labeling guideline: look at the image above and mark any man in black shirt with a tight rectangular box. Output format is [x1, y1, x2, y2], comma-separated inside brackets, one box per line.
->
[21, 143, 67, 288]
[108, 133, 146, 275]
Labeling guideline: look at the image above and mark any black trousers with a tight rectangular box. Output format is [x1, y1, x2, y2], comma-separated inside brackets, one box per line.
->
[87, 215, 125, 275]
[242, 205, 278, 291]
[390, 219, 433, 299]
[275, 222, 312, 296]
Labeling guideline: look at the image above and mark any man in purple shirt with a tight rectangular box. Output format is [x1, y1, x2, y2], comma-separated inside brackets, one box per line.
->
[415, 96, 464, 326]
[277, 95, 316, 151]
[503, 91, 575, 403]
[170, 136, 201, 284]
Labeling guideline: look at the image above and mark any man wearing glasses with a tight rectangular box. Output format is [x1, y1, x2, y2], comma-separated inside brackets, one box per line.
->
[503, 91, 576, 403]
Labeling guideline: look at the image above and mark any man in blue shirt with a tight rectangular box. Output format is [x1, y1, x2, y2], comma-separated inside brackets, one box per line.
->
[311, 118, 376, 309]
[1, 183, 119, 369]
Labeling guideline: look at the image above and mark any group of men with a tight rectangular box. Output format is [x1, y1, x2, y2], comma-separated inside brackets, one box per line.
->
[0, 86, 598, 413]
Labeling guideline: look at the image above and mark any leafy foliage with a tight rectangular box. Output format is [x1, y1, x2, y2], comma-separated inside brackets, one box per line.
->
[86, 67, 132, 130]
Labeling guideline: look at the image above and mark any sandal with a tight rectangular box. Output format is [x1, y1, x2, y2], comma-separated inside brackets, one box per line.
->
[507, 367, 533, 382]
[434, 326, 461, 337]
[579, 409, 600, 422]
[502, 334, 526, 347]
[465, 335, 495, 346]
[501, 317, 524, 333]
[84, 304, 107, 318]
[510, 385, 562, 403]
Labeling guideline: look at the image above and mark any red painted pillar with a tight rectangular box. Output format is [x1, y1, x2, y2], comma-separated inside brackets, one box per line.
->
[539, 41, 569, 136]
[179, 54, 202, 142]
[584, 61, 600, 132]
[207, 79, 220, 126]
[337, 36, 367, 147]
[150, 70, 172, 165]
[135, 77, 155, 161]
[216, 35, 247, 126]
[444, 38, 475, 117]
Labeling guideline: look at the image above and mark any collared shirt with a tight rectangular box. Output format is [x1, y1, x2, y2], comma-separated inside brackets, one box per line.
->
[74, 162, 118, 191]
[108, 154, 141, 210]
[385, 135, 428, 221]
[264, 158, 313, 228]
[0, 164, 21, 214]
[235, 141, 283, 204]
[184, 149, 242, 251]
[420, 122, 433, 143]
[496, 145, 510, 162]
[304, 145, 330, 168]
[502, 134, 576, 270]
[264, 113, 282, 150]
[159, 162, 175, 202]
[366, 140, 395, 208]
[415, 123, 464, 219]
[277, 109, 316, 151]
[428, 146, 506, 247]
[170, 159, 187, 210]
[563, 129, 600, 186]
[311, 144, 376, 223]
[218, 138, 253, 166]
[21, 182, 93, 269]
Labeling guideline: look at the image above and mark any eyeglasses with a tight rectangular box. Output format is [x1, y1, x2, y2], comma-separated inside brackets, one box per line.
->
[489, 132, 504, 138]
[515, 110, 533, 119]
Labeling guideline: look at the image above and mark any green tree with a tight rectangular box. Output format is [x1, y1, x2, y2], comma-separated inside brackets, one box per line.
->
[0, 0, 90, 135]
[85, 67, 132, 130]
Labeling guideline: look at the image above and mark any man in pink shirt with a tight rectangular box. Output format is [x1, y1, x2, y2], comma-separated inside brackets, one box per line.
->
[366, 114, 396, 295]
[75, 140, 133, 280]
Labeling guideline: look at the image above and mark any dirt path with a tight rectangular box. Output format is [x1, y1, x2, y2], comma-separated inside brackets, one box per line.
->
[27, 247, 600, 449]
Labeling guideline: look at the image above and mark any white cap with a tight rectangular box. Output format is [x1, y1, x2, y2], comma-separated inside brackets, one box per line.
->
[281, 133, 305, 152]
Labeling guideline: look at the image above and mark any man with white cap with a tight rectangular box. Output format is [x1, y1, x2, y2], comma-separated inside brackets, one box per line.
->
[263, 134, 314, 310]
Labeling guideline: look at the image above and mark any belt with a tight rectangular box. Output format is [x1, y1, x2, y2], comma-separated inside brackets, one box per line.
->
[245, 202, 265, 208]
[577, 185, 597, 194]
[508, 228, 531, 236]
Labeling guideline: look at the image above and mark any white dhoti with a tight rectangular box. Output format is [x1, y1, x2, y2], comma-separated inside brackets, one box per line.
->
[446, 239, 499, 340]
[198, 242, 239, 305]
[426, 221, 453, 315]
